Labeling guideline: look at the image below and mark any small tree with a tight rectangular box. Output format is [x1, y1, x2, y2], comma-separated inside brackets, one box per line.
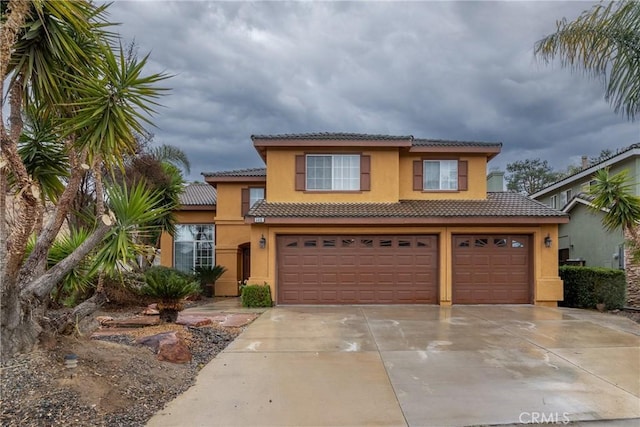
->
[506, 159, 562, 195]
[588, 169, 640, 259]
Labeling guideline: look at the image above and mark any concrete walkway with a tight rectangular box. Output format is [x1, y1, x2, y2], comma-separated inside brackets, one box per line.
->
[147, 305, 640, 427]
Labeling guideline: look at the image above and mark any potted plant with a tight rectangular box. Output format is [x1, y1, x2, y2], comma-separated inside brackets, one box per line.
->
[195, 265, 227, 298]
[140, 266, 200, 322]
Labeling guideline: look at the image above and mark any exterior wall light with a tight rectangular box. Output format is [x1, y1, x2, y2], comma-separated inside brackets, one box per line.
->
[544, 234, 552, 248]
[259, 235, 266, 249]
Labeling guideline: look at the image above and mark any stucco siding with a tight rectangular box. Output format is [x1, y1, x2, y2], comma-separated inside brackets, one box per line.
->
[265, 148, 400, 202]
[559, 202, 624, 268]
[398, 154, 487, 200]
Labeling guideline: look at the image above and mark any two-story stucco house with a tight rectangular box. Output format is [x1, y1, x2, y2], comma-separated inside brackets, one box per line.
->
[531, 143, 640, 306]
[162, 133, 568, 306]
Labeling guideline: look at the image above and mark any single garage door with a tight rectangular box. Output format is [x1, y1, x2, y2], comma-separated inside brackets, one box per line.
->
[277, 235, 438, 304]
[452, 235, 531, 304]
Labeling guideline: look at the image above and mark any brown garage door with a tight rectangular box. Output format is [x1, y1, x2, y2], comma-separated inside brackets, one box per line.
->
[277, 235, 438, 304]
[452, 235, 531, 304]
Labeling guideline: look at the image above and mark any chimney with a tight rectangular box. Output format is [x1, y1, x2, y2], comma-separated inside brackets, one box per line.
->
[486, 171, 505, 192]
[581, 155, 589, 169]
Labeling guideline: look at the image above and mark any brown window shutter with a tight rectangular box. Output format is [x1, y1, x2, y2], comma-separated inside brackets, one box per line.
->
[413, 160, 423, 191]
[241, 188, 250, 216]
[360, 155, 371, 191]
[295, 155, 305, 191]
[458, 160, 468, 191]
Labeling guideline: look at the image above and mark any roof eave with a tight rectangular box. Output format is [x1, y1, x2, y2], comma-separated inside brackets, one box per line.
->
[531, 147, 640, 198]
[408, 145, 501, 159]
[204, 176, 266, 185]
[245, 216, 569, 225]
[177, 204, 216, 211]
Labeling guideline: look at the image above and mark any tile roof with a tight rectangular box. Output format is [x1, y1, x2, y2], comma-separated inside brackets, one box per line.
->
[412, 139, 502, 149]
[251, 132, 413, 141]
[179, 182, 217, 206]
[531, 142, 640, 198]
[250, 133, 502, 148]
[247, 192, 566, 219]
[202, 168, 266, 178]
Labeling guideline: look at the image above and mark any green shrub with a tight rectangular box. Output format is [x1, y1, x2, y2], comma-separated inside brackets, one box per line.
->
[194, 265, 227, 284]
[559, 266, 626, 310]
[241, 284, 272, 308]
[140, 266, 200, 322]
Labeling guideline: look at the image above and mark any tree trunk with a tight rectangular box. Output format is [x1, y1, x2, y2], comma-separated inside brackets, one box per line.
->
[1, 277, 46, 362]
[1, 219, 113, 360]
[55, 290, 108, 335]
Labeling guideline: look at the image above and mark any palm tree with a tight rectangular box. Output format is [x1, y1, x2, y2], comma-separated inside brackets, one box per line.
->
[1, 0, 170, 359]
[535, 1, 640, 121]
[588, 169, 640, 259]
[149, 144, 191, 175]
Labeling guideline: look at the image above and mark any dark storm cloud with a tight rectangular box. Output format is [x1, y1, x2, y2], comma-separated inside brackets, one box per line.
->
[107, 1, 638, 181]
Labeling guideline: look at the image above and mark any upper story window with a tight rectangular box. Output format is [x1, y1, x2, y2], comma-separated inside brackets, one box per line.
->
[249, 187, 265, 207]
[550, 195, 558, 209]
[306, 154, 360, 191]
[242, 187, 265, 216]
[413, 159, 467, 192]
[295, 154, 370, 192]
[424, 160, 458, 190]
[560, 189, 572, 207]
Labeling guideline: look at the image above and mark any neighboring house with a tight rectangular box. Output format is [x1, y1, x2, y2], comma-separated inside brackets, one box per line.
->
[531, 144, 640, 268]
[160, 182, 217, 274]
[174, 132, 567, 306]
[531, 143, 640, 306]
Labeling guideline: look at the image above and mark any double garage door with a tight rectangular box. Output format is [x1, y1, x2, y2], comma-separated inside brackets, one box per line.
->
[277, 234, 531, 305]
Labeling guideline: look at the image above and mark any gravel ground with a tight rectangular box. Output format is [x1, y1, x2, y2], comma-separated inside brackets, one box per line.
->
[1, 321, 242, 427]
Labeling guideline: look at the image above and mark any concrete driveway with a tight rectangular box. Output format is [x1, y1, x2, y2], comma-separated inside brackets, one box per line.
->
[148, 305, 640, 427]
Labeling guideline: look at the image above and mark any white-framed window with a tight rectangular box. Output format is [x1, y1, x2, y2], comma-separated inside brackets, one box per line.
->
[306, 154, 360, 191]
[550, 195, 558, 209]
[249, 187, 265, 207]
[174, 224, 215, 274]
[560, 189, 572, 207]
[423, 160, 458, 190]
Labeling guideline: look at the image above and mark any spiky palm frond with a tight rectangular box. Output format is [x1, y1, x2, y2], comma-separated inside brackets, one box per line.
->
[47, 228, 95, 303]
[141, 266, 199, 301]
[92, 182, 169, 276]
[6, 0, 109, 108]
[17, 104, 69, 202]
[588, 168, 640, 234]
[535, 1, 640, 120]
[149, 144, 191, 174]
[67, 45, 171, 167]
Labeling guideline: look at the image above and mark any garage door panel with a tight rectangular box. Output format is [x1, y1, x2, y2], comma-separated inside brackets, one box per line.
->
[453, 234, 531, 304]
[278, 235, 438, 304]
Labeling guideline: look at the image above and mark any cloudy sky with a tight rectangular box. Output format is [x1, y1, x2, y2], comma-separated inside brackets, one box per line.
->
[106, 0, 639, 182]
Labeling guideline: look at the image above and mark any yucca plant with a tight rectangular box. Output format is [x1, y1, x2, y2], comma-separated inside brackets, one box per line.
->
[194, 265, 227, 297]
[141, 266, 199, 322]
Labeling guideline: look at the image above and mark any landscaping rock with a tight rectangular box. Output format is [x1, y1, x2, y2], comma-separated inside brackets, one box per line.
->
[142, 303, 160, 315]
[176, 315, 213, 327]
[136, 332, 192, 364]
[103, 316, 160, 328]
[221, 313, 259, 327]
